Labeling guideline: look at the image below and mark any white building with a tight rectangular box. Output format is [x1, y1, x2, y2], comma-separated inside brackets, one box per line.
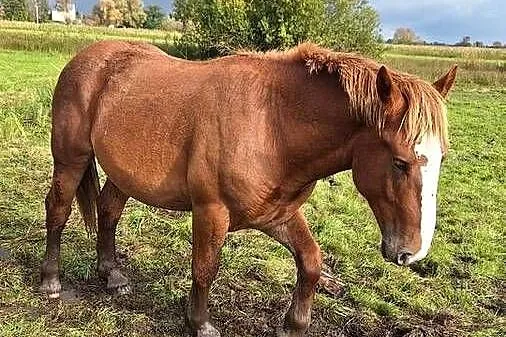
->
[51, 3, 76, 23]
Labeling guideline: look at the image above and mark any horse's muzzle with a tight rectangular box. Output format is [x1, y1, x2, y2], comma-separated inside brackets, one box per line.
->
[396, 250, 413, 266]
[381, 241, 414, 266]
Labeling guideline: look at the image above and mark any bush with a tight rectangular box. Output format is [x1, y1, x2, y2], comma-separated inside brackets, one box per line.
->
[143, 5, 165, 30]
[1, 0, 30, 21]
[173, 0, 383, 59]
[321, 0, 384, 57]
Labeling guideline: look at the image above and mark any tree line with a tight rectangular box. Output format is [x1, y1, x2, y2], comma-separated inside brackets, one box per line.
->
[0, 0, 50, 22]
[389, 27, 504, 48]
[0, 0, 168, 29]
[0, 0, 384, 58]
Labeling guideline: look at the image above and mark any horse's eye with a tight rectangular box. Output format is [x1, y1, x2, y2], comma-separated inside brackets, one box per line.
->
[393, 158, 409, 172]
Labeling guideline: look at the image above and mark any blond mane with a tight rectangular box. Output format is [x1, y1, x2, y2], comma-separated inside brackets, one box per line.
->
[246, 43, 449, 152]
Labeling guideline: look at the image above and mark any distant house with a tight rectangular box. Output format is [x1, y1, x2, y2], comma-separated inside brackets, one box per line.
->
[51, 3, 76, 23]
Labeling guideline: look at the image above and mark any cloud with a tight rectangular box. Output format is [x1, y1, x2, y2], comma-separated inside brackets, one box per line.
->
[370, 0, 505, 44]
[372, 0, 488, 13]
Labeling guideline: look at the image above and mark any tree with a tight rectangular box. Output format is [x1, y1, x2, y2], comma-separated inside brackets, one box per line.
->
[392, 27, 420, 44]
[174, 0, 382, 59]
[92, 0, 145, 27]
[92, 0, 122, 26]
[27, 0, 50, 23]
[118, 0, 146, 28]
[492, 41, 502, 48]
[143, 5, 165, 29]
[474, 41, 484, 48]
[1, 0, 30, 21]
[56, 0, 71, 11]
[320, 0, 382, 56]
[456, 36, 471, 47]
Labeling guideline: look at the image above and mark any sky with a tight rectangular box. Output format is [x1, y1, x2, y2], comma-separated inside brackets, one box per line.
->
[74, 0, 504, 45]
[370, 0, 505, 45]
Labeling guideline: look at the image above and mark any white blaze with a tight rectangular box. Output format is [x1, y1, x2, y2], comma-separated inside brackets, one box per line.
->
[408, 134, 443, 264]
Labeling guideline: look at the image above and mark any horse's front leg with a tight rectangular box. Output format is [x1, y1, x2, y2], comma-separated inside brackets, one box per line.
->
[187, 203, 229, 337]
[263, 211, 322, 337]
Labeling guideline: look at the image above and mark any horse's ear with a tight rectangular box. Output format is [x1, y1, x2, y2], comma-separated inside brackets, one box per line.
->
[433, 65, 458, 98]
[376, 65, 395, 103]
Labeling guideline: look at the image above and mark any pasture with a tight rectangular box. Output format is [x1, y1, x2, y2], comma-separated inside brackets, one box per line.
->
[0, 22, 505, 337]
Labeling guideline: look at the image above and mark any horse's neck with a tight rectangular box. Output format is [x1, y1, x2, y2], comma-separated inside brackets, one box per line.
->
[274, 66, 360, 187]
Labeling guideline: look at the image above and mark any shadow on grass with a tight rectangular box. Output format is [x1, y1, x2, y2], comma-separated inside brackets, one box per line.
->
[1, 233, 468, 337]
[0, 200, 472, 337]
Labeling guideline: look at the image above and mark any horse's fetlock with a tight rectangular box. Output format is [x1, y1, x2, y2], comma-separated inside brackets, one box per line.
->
[106, 268, 129, 289]
[286, 316, 310, 333]
[40, 274, 61, 298]
[97, 259, 115, 276]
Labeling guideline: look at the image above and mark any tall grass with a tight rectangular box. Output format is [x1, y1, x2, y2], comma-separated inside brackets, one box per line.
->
[384, 54, 506, 87]
[0, 86, 53, 141]
[0, 20, 179, 54]
[386, 44, 506, 61]
[382, 44, 506, 87]
[0, 20, 177, 40]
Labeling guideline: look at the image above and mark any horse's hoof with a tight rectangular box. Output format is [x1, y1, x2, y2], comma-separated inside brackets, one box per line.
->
[106, 269, 130, 295]
[40, 277, 61, 299]
[276, 327, 289, 337]
[195, 322, 220, 337]
[115, 284, 132, 295]
[275, 327, 304, 337]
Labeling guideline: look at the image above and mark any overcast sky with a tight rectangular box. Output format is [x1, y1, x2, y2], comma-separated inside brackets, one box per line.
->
[370, 0, 505, 44]
[74, 0, 504, 45]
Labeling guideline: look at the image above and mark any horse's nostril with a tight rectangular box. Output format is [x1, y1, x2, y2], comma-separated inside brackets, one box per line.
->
[397, 251, 413, 266]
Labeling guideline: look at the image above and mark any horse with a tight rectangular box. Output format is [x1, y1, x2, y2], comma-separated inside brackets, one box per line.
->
[40, 40, 456, 337]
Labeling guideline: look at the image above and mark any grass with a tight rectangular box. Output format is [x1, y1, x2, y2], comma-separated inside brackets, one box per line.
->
[0, 29, 505, 337]
[385, 44, 506, 61]
[0, 20, 179, 55]
[382, 45, 506, 87]
[383, 54, 506, 87]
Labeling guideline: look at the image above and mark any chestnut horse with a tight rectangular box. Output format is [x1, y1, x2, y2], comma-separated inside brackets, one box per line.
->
[40, 41, 456, 337]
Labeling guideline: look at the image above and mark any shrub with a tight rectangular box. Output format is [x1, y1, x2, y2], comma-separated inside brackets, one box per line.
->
[173, 0, 383, 59]
[1, 0, 30, 21]
[321, 0, 384, 57]
[143, 5, 166, 29]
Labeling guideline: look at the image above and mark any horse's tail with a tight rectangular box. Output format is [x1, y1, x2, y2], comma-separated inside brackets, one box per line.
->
[76, 158, 100, 233]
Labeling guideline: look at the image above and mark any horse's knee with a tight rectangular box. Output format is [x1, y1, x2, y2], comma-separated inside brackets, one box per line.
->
[299, 244, 322, 286]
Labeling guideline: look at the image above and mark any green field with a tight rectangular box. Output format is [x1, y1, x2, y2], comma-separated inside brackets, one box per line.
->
[0, 22, 505, 337]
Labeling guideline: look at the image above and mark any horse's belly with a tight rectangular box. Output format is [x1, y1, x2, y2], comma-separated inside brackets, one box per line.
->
[99, 155, 192, 210]
[91, 109, 192, 210]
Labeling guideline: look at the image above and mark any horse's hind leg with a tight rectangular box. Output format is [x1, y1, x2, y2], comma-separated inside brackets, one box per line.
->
[96, 178, 130, 294]
[262, 211, 322, 337]
[40, 163, 89, 298]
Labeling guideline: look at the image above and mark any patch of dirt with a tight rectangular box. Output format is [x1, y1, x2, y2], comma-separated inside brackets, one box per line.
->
[59, 288, 82, 303]
[410, 259, 439, 278]
[0, 247, 11, 260]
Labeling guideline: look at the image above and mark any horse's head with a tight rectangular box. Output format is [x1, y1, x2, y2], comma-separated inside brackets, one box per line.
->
[351, 65, 457, 266]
